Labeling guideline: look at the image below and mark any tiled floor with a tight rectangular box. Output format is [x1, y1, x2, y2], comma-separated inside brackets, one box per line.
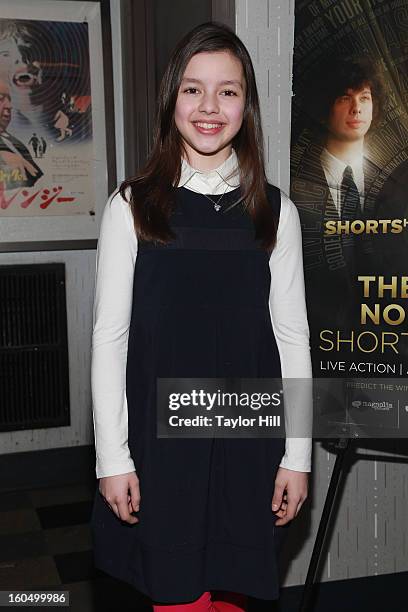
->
[0, 483, 151, 611]
[1, 481, 404, 611]
[0, 484, 269, 611]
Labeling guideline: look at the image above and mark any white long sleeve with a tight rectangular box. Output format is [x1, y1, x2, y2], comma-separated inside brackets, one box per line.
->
[91, 189, 138, 478]
[269, 192, 313, 472]
[91, 160, 313, 478]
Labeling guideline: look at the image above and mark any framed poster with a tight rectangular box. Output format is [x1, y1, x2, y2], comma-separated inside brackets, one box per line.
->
[290, 0, 408, 381]
[0, 0, 115, 251]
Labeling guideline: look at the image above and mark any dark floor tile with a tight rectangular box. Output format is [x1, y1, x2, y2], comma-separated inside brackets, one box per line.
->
[0, 531, 46, 562]
[0, 556, 60, 589]
[273, 571, 408, 612]
[29, 483, 96, 508]
[0, 491, 33, 512]
[54, 550, 96, 584]
[249, 597, 279, 611]
[0, 509, 42, 535]
[36, 500, 93, 529]
[92, 569, 152, 612]
[44, 524, 92, 556]
[61, 580, 97, 612]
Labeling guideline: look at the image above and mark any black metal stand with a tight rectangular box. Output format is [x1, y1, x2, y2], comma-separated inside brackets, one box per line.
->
[298, 437, 353, 612]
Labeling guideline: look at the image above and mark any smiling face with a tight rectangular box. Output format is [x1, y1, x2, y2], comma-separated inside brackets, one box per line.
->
[326, 85, 373, 143]
[0, 78, 12, 131]
[174, 50, 246, 170]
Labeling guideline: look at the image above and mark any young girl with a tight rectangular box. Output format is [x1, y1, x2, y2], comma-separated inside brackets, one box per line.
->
[91, 22, 312, 612]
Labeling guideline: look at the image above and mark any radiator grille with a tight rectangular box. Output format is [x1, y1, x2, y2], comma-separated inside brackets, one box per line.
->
[0, 263, 70, 431]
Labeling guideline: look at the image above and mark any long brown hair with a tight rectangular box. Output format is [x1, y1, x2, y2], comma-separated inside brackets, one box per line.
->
[119, 21, 278, 252]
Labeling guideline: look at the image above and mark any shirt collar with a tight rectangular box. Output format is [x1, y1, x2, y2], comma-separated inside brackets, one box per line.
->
[321, 147, 364, 186]
[177, 148, 240, 192]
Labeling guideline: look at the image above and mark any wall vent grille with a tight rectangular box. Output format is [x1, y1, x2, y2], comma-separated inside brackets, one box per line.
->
[0, 263, 70, 432]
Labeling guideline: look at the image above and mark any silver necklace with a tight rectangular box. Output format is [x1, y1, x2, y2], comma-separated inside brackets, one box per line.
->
[199, 183, 230, 212]
[182, 173, 231, 212]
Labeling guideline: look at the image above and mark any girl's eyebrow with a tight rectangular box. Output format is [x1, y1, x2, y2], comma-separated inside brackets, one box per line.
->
[181, 77, 243, 90]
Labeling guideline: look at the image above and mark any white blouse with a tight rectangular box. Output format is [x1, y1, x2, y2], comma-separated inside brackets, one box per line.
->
[91, 150, 313, 479]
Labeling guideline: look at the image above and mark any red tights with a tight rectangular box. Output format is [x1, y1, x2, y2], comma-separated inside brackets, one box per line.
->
[152, 590, 248, 611]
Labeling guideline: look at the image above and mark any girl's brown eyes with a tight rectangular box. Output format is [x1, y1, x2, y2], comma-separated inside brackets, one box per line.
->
[182, 88, 237, 96]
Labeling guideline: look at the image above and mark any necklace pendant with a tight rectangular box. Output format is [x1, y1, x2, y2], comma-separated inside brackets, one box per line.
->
[214, 203, 221, 212]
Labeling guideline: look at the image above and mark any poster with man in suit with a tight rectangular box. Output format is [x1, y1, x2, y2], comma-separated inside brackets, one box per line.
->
[291, 0, 408, 383]
[292, 57, 386, 331]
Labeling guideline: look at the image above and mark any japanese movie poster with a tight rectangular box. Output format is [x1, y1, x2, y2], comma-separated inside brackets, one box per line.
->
[0, 18, 94, 216]
[291, 0, 408, 385]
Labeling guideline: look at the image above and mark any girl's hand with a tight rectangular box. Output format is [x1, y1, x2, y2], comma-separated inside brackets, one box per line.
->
[271, 467, 308, 526]
[99, 471, 141, 524]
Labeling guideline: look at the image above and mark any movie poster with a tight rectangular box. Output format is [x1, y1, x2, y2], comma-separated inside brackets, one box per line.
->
[291, 0, 408, 385]
[0, 18, 94, 216]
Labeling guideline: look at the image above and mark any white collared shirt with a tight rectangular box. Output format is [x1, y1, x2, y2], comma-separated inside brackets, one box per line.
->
[321, 147, 365, 215]
[91, 152, 312, 478]
[178, 148, 240, 193]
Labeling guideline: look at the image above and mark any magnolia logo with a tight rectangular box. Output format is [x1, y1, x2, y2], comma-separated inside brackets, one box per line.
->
[352, 400, 362, 408]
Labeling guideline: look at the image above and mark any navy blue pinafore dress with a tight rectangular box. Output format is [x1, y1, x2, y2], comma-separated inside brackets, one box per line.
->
[91, 183, 288, 604]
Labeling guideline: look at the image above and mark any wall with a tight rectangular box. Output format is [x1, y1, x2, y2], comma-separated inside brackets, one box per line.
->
[235, 0, 408, 587]
[154, 0, 212, 87]
[0, 250, 95, 456]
